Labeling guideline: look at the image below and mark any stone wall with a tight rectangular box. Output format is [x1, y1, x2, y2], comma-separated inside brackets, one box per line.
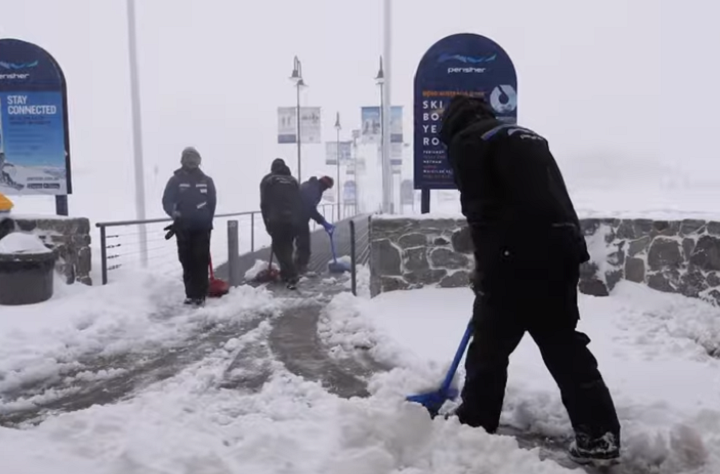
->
[369, 216, 720, 306]
[1, 216, 92, 285]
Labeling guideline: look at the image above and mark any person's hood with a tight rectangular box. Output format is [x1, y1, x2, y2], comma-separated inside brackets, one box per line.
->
[271, 158, 291, 175]
[438, 95, 499, 146]
[180, 146, 202, 170]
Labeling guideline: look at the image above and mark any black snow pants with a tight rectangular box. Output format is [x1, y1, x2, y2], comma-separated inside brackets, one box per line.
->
[176, 228, 211, 299]
[457, 242, 621, 442]
[294, 219, 311, 272]
[269, 222, 299, 282]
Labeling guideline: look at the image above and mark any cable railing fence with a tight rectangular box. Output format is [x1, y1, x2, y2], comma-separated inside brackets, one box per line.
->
[96, 204, 347, 285]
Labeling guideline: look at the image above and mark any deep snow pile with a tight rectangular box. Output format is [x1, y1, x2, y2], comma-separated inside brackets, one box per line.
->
[320, 284, 720, 474]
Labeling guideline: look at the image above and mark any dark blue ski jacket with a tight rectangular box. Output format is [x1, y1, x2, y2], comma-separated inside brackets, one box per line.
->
[299, 177, 327, 225]
[162, 167, 217, 231]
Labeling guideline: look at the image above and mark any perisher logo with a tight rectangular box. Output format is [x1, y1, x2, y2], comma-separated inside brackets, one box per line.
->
[438, 53, 496, 74]
[0, 60, 38, 80]
[0, 60, 39, 70]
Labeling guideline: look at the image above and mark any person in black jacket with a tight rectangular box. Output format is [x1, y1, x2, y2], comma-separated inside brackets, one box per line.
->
[296, 176, 335, 274]
[439, 94, 621, 466]
[162, 147, 217, 306]
[260, 158, 303, 288]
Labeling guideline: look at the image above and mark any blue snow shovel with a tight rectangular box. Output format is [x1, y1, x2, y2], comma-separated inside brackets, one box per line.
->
[406, 320, 473, 418]
[327, 227, 351, 274]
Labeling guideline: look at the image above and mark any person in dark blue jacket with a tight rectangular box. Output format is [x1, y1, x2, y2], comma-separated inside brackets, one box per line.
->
[296, 175, 334, 273]
[162, 147, 217, 306]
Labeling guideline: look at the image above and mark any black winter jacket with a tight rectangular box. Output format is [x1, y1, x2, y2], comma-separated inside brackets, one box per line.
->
[300, 177, 328, 225]
[260, 160, 302, 228]
[162, 167, 217, 231]
[441, 107, 589, 280]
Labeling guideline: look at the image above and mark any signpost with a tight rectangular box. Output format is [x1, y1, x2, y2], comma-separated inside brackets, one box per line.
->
[0, 38, 72, 215]
[413, 33, 517, 213]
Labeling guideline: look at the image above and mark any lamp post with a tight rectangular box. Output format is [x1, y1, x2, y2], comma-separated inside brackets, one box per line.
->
[290, 56, 307, 182]
[126, 0, 148, 267]
[334, 112, 342, 221]
[376, 55, 392, 214]
[381, 0, 394, 213]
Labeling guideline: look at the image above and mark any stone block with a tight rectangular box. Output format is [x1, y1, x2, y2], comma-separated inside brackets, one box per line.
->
[398, 233, 427, 249]
[371, 239, 402, 276]
[678, 270, 708, 298]
[434, 237, 450, 246]
[706, 222, 720, 236]
[451, 226, 474, 254]
[689, 235, 720, 272]
[430, 248, 470, 270]
[628, 236, 651, 257]
[647, 238, 683, 271]
[706, 272, 720, 288]
[579, 278, 609, 297]
[680, 219, 706, 236]
[647, 272, 675, 293]
[652, 220, 679, 237]
[405, 247, 429, 272]
[625, 257, 645, 283]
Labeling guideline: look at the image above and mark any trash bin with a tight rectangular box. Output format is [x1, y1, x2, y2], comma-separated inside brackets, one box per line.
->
[0, 233, 56, 305]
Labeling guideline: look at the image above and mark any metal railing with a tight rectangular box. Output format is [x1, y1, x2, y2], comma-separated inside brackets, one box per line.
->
[96, 204, 345, 285]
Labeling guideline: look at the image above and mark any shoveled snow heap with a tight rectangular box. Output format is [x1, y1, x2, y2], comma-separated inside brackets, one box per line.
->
[0, 232, 51, 255]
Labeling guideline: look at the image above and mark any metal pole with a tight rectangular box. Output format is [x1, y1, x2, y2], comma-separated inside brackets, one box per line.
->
[100, 225, 108, 285]
[336, 127, 341, 222]
[350, 219, 357, 296]
[296, 83, 302, 183]
[381, 0, 393, 214]
[227, 220, 240, 286]
[250, 212, 255, 252]
[126, 0, 148, 267]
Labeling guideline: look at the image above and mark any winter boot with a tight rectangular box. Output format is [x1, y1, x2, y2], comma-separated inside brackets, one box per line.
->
[183, 298, 194, 305]
[568, 432, 620, 467]
[286, 277, 299, 290]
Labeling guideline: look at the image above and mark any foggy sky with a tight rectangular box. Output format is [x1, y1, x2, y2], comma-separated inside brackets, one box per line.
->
[2, 0, 718, 222]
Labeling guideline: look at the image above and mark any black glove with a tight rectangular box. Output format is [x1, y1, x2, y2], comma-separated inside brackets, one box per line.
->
[163, 223, 176, 240]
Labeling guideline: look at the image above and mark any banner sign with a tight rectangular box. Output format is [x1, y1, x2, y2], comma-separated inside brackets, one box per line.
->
[325, 140, 352, 165]
[361, 105, 402, 143]
[343, 180, 356, 204]
[277, 106, 322, 144]
[0, 38, 72, 195]
[400, 179, 414, 205]
[413, 33, 517, 190]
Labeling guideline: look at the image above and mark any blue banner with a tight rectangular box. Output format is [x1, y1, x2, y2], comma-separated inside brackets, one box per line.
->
[413, 33, 517, 190]
[0, 39, 71, 195]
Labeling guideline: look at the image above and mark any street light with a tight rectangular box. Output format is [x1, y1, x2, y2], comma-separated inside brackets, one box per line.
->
[290, 56, 308, 182]
[375, 55, 393, 214]
[334, 112, 342, 222]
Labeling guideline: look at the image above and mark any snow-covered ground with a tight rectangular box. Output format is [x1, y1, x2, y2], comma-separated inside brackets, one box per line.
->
[1, 267, 719, 473]
[321, 284, 720, 474]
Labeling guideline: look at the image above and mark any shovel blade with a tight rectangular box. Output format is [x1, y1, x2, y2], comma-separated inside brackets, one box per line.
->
[406, 387, 459, 418]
